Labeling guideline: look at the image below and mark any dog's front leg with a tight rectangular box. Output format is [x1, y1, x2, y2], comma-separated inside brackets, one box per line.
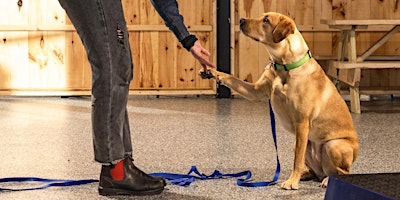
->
[202, 68, 271, 101]
[219, 75, 270, 101]
[281, 121, 309, 190]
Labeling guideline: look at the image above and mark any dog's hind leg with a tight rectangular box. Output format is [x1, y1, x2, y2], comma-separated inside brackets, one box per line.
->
[320, 139, 358, 187]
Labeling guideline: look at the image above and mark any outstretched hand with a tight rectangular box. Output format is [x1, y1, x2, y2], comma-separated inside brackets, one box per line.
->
[190, 41, 216, 71]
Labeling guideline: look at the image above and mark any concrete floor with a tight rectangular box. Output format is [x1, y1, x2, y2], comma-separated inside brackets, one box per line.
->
[0, 95, 399, 200]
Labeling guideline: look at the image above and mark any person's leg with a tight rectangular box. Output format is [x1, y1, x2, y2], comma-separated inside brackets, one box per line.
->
[58, 0, 164, 195]
[123, 110, 133, 157]
[59, 0, 132, 163]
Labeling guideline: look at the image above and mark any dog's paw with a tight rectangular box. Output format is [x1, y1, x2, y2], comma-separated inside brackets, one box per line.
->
[319, 177, 329, 188]
[198, 69, 215, 79]
[281, 179, 299, 190]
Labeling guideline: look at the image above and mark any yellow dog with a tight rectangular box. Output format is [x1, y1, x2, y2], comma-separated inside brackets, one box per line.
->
[201, 12, 359, 190]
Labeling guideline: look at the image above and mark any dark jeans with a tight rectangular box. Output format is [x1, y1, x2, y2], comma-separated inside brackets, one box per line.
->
[58, 0, 133, 163]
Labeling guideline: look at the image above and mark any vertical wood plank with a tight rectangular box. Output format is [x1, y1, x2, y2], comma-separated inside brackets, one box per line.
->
[0, 0, 13, 89]
[157, 32, 177, 89]
[42, 0, 66, 89]
[314, 0, 333, 59]
[176, 41, 196, 88]
[291, 0, 314, 53]
[139, 32, 156, 88]
[389, 0, 400, 87]
[333, 0, 351, 88]
[130, 32, 141, 89]
[237, 0, 261, 83]
[177, 1, 194, 27]
[275, 0, 288, 15]
[139, 0, 162, 25]
[197, 0, 211, 25]
[65, 32, 89, 89]
[122, 0, 140, 25]
[4, 0, 29, 89]
[351, 0, 371, 88]
[256, 0, 275, 77]
[369, 0, 389, 88]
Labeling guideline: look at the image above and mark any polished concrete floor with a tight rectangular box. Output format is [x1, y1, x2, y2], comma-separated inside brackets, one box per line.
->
[0, 95, 399, 200]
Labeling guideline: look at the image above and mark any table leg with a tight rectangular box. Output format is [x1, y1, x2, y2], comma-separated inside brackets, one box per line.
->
[348, 29, 361, 114]
[338, 30, 348, 61]
[334, 31, 349, 92]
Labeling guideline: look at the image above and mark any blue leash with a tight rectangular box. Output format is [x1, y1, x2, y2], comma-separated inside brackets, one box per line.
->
[150, 100, 281, 187]
[0, 101, 279, 191]
[0, 177, 98, 192]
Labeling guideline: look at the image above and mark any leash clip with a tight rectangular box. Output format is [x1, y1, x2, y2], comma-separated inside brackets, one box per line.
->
[265, 62, 272, 70]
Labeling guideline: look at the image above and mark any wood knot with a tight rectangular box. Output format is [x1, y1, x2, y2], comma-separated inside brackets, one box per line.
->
[17, 0, 23, 11]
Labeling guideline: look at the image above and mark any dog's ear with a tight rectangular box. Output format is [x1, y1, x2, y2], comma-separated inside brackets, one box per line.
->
[272, 17, 295, 43]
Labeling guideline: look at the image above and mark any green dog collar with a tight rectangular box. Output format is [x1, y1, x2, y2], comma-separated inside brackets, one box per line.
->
[272, 50, 312, 71]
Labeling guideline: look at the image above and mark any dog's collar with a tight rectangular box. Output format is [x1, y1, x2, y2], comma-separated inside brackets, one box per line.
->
[271, 50, 312, 71]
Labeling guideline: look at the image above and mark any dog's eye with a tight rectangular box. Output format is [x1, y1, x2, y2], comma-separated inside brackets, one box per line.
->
[263, 17, 269, 24]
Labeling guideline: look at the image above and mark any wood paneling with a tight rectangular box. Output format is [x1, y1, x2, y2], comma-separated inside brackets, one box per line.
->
[0, 0, 215, 95]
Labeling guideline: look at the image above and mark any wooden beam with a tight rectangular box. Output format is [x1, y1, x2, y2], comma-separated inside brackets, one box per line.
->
[0, 89, 216, 96]
[233, 25, 400, 32]
[320, 19, 400, 26]
[332, 61, 400, 69]
[0, 25, 76, 31]
[357, 25, 400, 62]
[0, 25, 213, 32]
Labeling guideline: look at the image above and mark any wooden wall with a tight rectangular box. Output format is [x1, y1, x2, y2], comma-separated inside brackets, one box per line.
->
[233, 0, 400, 90]
[0, 0, 215, 95]
[1, 0, 400, 95]
[0, 0, 70, 94]
[122, 1, 215, 93]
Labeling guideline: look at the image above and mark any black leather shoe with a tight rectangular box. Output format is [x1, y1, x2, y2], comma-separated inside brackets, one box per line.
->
[98, 157, 165, 196]
[125, 156, 166, 186]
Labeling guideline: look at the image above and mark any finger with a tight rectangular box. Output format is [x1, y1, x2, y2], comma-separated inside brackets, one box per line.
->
[201, 48, 211, 56]
[208, 62, 216, 68]
[202, 64, 207, 71]
[198, 52, 215, 68]
[201, 58, 215, 68]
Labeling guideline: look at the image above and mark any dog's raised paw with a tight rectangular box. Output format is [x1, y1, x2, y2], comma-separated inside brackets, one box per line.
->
[198, 69, 215, 79]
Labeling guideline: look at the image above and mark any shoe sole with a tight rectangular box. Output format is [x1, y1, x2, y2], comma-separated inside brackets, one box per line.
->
[99, 187, 164, 196]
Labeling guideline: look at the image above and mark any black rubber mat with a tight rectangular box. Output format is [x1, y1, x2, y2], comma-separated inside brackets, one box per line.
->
[328, 173, 399, 199]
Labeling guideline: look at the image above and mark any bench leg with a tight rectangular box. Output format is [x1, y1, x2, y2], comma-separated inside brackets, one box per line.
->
[348, 29, 361, 114]
[335, 80, 342, 93]
[350, 86, 361, 114]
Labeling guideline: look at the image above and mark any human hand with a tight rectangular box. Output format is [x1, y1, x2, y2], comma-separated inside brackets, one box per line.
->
[190, 41, 216, 71]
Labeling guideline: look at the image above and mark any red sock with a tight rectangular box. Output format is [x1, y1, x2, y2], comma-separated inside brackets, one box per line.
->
[110, 160, 124, 181]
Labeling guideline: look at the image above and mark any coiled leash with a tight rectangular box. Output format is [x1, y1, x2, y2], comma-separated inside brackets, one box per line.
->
[0, 177, 98, 192]
[150, 100, 281, 187]
[0, 100, 279, 190]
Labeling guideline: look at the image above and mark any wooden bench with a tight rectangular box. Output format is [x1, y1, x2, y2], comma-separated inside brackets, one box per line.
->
[321, 19, 400, 113]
